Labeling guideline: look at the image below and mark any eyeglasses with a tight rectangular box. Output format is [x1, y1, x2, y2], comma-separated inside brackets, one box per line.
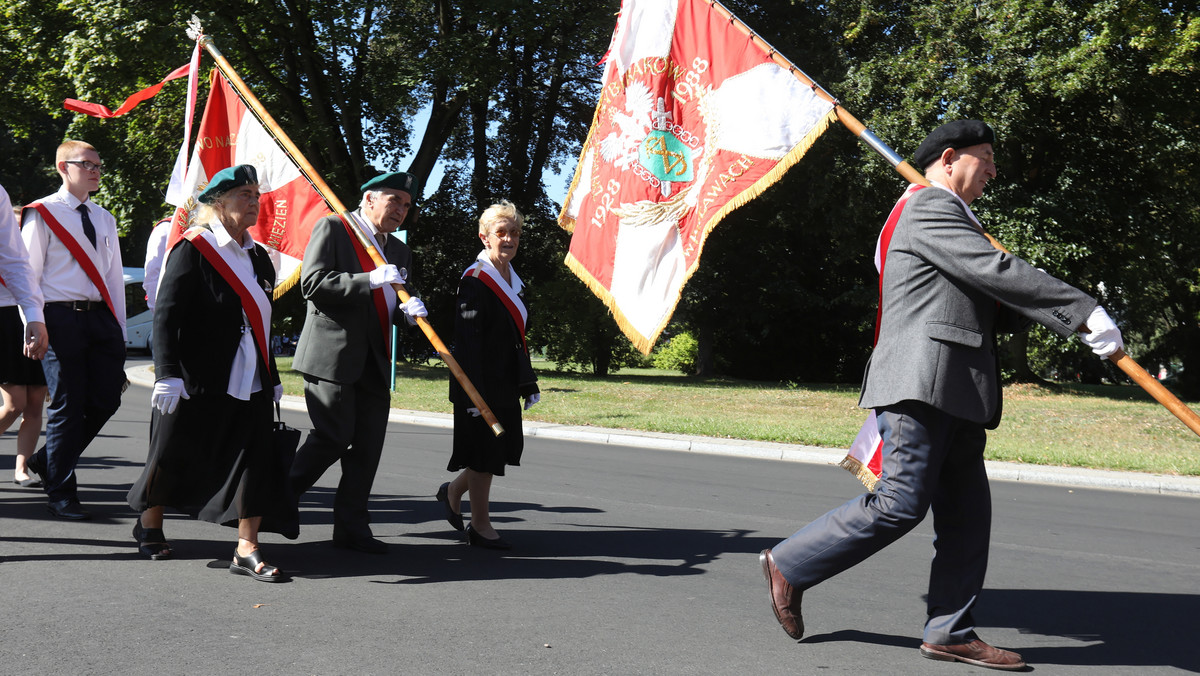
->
[64, 160, 104, 173]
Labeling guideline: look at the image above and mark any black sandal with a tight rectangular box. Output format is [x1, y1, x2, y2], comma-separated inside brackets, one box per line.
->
[230, 549, 283, 583]
[132, 518, 172, 560]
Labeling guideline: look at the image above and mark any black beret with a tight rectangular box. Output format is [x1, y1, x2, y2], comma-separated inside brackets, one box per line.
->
[198, 164, 258, 204]
[913, 120, 995, 169]
[360, 171, 418, 196]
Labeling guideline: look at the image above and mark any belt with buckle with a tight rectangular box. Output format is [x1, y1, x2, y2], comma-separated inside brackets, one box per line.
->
[51, 300, 103, 311]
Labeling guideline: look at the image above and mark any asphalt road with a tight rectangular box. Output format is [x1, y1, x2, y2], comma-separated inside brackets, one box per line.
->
[2, 368, 1197, 675]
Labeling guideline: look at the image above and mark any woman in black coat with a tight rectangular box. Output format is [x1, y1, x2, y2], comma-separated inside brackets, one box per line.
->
[127, 165, 289, 582]
[436, 200, 539, 550]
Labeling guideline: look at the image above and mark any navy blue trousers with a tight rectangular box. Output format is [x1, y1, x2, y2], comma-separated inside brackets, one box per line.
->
[34, 304, 126, 503]
[770, 400, 992, 645]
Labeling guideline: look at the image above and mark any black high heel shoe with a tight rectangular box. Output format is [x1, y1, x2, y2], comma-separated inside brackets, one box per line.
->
[133, 518, 172, 560]
[436, 482, 465, 531]
[465, 524, 512, 550]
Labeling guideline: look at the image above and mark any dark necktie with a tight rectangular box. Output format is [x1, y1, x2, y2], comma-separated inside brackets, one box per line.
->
[76, 204, 97, 248]
[375, 233, 387, 252]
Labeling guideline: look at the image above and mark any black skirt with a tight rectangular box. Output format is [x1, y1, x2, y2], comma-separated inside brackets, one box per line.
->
[0, 306, 46, 386]
[128, 389, 293, 535]
[448, 404, 524, 477]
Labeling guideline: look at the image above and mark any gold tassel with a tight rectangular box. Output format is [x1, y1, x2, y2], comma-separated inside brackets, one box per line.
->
[838, 455, 880, 492]
[272, 265, 302, 300]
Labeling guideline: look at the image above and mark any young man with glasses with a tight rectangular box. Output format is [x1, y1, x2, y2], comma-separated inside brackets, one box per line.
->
[21, 140, 127, 520]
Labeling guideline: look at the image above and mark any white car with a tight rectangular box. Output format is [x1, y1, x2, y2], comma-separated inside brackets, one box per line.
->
[123, 267, 153, 353]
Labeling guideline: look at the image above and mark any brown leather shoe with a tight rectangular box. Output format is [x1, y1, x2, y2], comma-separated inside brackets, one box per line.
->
[759, 549, 804, 639]
[920, 639, 1026, 670]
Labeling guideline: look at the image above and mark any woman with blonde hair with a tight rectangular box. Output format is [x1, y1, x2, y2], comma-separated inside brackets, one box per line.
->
[436, 200, 540, 550]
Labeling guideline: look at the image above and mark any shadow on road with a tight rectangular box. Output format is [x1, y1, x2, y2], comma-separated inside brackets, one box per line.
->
[980, 588, 1198, 672]
[802, 589, 1198, 673]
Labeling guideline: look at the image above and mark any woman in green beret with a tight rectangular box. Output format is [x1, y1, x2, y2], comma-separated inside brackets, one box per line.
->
[127, 164, 292, 582]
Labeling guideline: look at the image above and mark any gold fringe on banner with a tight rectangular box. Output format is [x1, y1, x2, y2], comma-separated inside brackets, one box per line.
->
[272, 264, 301, 300]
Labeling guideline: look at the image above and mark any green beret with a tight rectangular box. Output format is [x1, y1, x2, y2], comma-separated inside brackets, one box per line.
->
[914, 120, 995, 169]
[198, 164, 258, 204]
[360, 171, 417, 196]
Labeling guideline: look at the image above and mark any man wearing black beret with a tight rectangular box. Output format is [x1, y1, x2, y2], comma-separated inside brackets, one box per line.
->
[289, 171, 428, 554]
[758, 120, 1124, 670]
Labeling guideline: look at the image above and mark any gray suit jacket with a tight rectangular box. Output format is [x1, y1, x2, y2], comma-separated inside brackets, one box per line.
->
[859, 187, 1096, 426]
[292, 214, 413, 385]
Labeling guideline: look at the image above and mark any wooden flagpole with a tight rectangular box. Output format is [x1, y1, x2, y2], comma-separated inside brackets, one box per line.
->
[707, 0, 1200, 438]
[191, 28, 505, 437]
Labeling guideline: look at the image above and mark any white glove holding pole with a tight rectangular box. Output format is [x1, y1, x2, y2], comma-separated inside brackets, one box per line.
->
[1078, 305, 1124, 359]
[400, 297, 427, 325]
[524, 392, 541, 410]
[151, 377, 189, 415]
[369, 264, 405, 289]
[273, 384, 284, 403]
[466, 407, 481, 417]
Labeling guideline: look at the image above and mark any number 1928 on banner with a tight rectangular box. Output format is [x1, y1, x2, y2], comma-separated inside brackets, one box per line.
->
[558, 0, 837, 354]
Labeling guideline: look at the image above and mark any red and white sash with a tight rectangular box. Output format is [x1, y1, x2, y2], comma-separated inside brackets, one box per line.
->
[28, 202, 117, 319]
[463, 256, 527, 351]
[182, 227, 273, 371]
[335, 213, 393, 354]
[843, 184, 927, 490]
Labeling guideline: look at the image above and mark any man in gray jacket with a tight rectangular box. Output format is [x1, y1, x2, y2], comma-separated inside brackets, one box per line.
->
[289, 172, 427, 554]
[759, 120, 1123, 670]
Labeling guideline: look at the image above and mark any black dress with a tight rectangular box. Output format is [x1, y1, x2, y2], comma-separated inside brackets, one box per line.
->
[447, 271, 539, 477]
[127, 231, 292, 534]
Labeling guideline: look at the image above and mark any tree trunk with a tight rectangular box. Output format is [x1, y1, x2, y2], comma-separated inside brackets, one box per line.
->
[695, 324, 714, 376]
[1004, 332, 1050, 385]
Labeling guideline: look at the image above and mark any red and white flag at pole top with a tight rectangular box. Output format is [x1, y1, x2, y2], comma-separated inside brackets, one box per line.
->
[558, 0, 837, 354]
[166, 69, 329, 287]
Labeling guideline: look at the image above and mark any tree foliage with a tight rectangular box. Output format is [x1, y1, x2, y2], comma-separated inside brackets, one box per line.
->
[3, 0, 1198, 393]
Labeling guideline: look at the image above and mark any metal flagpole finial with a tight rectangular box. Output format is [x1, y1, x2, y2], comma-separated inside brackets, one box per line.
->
[185, 15, 204, 41]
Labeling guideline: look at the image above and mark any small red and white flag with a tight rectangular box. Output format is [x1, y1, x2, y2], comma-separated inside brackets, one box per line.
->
[167, 69, 329, 287]
[839, 183, 927, 490]
[558, 0, 836, 353]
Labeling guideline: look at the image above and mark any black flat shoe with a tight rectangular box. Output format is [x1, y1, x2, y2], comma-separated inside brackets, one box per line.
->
[436, 482, 465, 531]
[230, 549, 284, 582]
[14, 477, 42, 488]
[133, 518, 172, 560]
[46, 498, 91, 520]
[466, 524, 511, 550]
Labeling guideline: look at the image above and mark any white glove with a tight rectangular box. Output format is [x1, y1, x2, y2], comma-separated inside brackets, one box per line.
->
[273, 384, 283, 403]
[400, 296, 427, 318]
[1078, 305, 1123, 359]
[524, 392, 541, 410]
[466, 407, 481, 417]
[151, 377, 189, 415]
[369, 264, 405, 289]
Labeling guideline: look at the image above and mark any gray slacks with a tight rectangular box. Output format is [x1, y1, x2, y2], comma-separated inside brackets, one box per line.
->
[289, 358, 390, 540]
[770, 400, 992, 645]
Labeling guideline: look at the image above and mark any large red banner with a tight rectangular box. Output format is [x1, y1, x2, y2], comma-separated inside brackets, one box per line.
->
[558, 0, 836, 353]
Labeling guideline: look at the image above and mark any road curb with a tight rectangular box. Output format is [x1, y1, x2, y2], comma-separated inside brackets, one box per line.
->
[126, 364, 1200, 499]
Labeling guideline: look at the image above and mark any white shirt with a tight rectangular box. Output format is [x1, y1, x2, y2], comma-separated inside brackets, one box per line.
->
[0, 183, 44, 323]
[143, 218, 170, 311]
[22, 186, 126, 338]
[206, 220, 267, 400]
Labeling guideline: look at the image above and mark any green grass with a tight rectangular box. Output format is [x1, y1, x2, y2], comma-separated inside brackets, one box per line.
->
[276, 358, 1200, 476]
